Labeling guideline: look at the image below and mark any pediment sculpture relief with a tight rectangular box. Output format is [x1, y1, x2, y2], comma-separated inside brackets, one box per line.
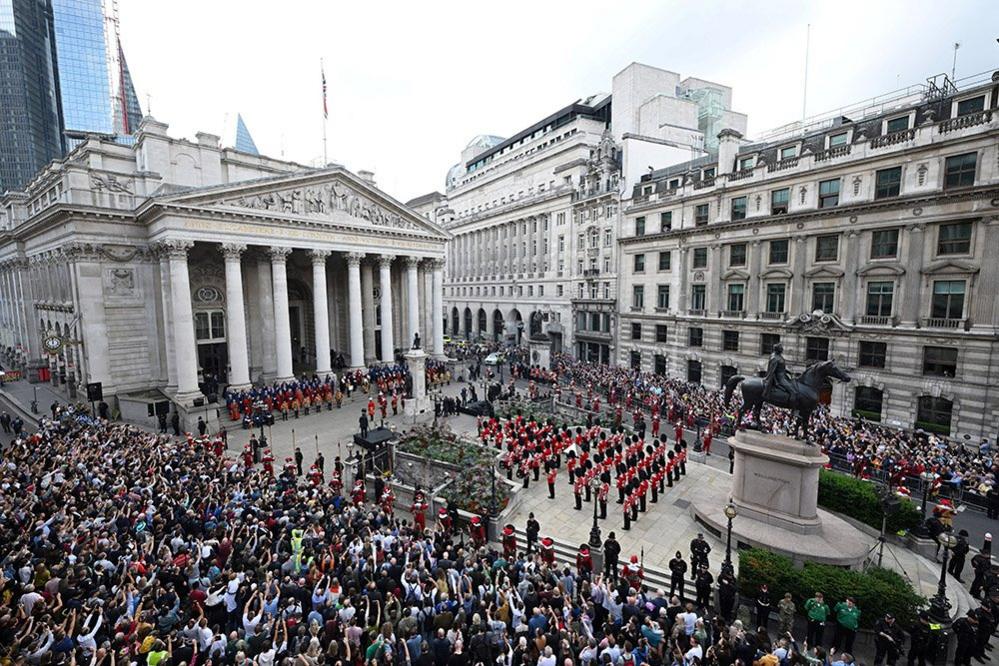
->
[222, 181, 418, 231]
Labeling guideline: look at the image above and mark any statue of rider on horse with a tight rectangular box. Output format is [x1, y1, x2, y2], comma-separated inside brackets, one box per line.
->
[724, 344, 851, 441]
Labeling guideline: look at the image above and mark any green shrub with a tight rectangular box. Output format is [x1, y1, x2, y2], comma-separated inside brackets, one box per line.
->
[738, 548, 926, 629]
[817, 469, 921, 533]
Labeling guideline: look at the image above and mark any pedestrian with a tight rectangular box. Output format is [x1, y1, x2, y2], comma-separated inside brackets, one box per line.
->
[294, 447, 304, 476]
[755, 584, 772, 630]
[969, 533, 992, 599]
[832, 597, 860, 654]
[171, 410, 180, 436]
[804, 591, 830, 647]
[359, 410, 369, 438]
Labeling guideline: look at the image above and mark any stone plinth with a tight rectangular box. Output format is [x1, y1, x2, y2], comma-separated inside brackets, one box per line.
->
[730, 429, 825, 534]
[404, 349, 431, 416]
[527, 336, 551, 369]
[691, 429, 869, 568]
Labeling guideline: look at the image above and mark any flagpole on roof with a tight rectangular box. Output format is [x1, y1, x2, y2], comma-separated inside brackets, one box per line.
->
[321, 58, 328, 167]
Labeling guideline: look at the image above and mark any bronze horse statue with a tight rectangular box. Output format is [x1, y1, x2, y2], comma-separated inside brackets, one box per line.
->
[723, 360, 851, 440]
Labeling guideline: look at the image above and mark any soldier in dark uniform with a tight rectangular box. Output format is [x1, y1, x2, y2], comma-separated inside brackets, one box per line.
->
[717, 569, 737, 621]
[764, 342, 797, 404]
[526, 513, 540, 554]
[603, 531, 621, 579]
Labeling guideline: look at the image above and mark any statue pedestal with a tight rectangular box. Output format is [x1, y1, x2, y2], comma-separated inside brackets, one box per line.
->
[527, 336, 551, 369]
[691, 429, 869, 568]
[730, 430, 825, 534]
[404, 349, 431, 416]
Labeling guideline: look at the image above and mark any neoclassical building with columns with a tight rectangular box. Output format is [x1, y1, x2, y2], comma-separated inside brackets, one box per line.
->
[0, 117, 447, 424]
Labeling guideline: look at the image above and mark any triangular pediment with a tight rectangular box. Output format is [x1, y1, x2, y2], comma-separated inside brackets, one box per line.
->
[151, 167, 450, 240]
[722, 268, 750, 280]
[920, 260, 979, 276]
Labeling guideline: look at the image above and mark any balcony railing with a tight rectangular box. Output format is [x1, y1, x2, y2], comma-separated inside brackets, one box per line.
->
[760, 311, 785, 321]
[814, 144, 852, 162]
[728, 168, 754, 181]
[582, 268, 600, 277]
[859, 315, 893, 326]
[720, 309, 746, 318]
[921, 317, 967, 330]
[767, 156, 799, 173]
[939, 110, 993, 134]
[870, 128, 915, 149]
[688, 308, 706, 317]
[692, 177, 716, 190]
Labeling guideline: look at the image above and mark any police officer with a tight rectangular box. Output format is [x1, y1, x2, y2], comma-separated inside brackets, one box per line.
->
[694, 565, 714, 610]
[668, 551, 687, 599]
[905, 611, 933, 666]
[603, 531, 621, 579]
[952, 610, 978, 666]
[717, 569, 737, 622]
[690, 533, 711, 573]
[873, 613, 904, 666]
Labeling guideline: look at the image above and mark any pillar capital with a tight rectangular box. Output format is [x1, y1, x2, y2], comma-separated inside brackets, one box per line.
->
[159, 239, 194, 259]
[268, 246, 293, 263]
[429, 257, 446, 270]
[378, 254, 396, 268]
[404, 256, 421, 269]
[345, 251, 365, 267]
[220, 243, 247, 260]
[310, 248, 332, 264]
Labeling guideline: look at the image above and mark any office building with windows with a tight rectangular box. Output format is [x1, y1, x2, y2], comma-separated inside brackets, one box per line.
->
[617, 71, 999, 437]
[0, 0, 64, 193]
[1, 0, 142, 194]
[434, 62, 746, 363]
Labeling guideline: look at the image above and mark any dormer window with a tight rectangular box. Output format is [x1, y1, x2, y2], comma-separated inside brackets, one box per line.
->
[885, 116, 910, 133]
[956, 95, 986, 117]
[739, 157, 755, 171]
[702, 167, 716, 180]
[668, 178, 680, 189]
[780, 146, 798, 160]
[828, 132, 849, 148]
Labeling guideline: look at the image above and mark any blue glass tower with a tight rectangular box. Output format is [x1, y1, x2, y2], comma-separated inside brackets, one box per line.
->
[0, 0, 63, 193]
[50, 0, 141, 147]
[233, 114, 259, 155]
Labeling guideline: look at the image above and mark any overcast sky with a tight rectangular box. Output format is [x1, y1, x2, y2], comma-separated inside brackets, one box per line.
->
[118, 0, 998, 202]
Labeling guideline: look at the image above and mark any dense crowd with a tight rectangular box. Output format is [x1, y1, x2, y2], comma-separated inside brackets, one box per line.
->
[548, 355, 999, 510]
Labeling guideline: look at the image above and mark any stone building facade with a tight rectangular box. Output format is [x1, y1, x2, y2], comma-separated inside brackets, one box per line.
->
[0, 117, 448, 425]
[617, 73, 999, 438]
[429, 63, 746, 362]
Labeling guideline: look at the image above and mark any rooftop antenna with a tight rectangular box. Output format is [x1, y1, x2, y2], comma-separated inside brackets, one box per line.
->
[951, 42, 960, 81]
[146, 93, 152, 115]
[802, 23, 811, 122]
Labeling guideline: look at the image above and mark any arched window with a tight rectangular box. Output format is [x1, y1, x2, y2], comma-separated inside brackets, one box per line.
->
[853, 387, 883, 421]
[916, 396, 953, 436]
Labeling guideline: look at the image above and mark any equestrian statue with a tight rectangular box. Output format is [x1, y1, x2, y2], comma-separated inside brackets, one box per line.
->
[723, 343, 851, 440]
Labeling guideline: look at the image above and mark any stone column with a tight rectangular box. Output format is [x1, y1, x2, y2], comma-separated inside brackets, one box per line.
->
[269, 247, 294, 382]
[165, 240, 201, 401]
[378, 255, 396, 362]
[842, 231, 860, 323]
[405, 256, 420, 347]
[709, 244, 721, 314]
[420, 262, 431, 345]
[156, 253, 176, 389]
[222, 243, 251, 389]
[677, 248, 689, 311]
[255, 257, 277, 380]
[404, 348, 430, 416]
[361, 260, 376, 364]
[972, 218, 999, 330]
[788, 237, 807, 316]
[346, 252, 366, 370]
[747, 240, 762, 314]
[310, 249, 332, 378]
[432, 259, 445, 357]
[900, 225, 926, 326]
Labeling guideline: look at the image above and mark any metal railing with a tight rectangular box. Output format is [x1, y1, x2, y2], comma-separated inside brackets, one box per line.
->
[939, 110, 993, 134]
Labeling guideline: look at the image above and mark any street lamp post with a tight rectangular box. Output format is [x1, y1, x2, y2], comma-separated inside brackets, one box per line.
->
[722, 502, 737, 576]
[914, 471, 935, 538]
[589, 478, 602, 549]
[930, 532, 958, 622]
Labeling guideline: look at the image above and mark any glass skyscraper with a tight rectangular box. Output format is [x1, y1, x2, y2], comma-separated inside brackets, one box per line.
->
[51, 0, 141, 147]
[0, 0, 63, 193]
[0, 0, 141, 193]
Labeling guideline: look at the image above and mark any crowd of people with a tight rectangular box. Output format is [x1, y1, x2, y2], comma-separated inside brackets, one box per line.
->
[547, 355, 998, 513]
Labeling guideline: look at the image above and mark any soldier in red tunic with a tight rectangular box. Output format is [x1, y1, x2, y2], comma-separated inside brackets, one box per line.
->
[351, 478, 366, 506]
[436, 506, 452, 535]
[501, 524, 517, 559]
[469, 515, 486, 549]
[622, 554, 644, 590]
[411, 492, 428, 532]
[329, 470, 343, 496]
[539, 536, 555, 567]
[547, 467, 557, 499]
[308, 465, 323, 486]
[380, 487, 395, 517]
[576, 544, 593, 579]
